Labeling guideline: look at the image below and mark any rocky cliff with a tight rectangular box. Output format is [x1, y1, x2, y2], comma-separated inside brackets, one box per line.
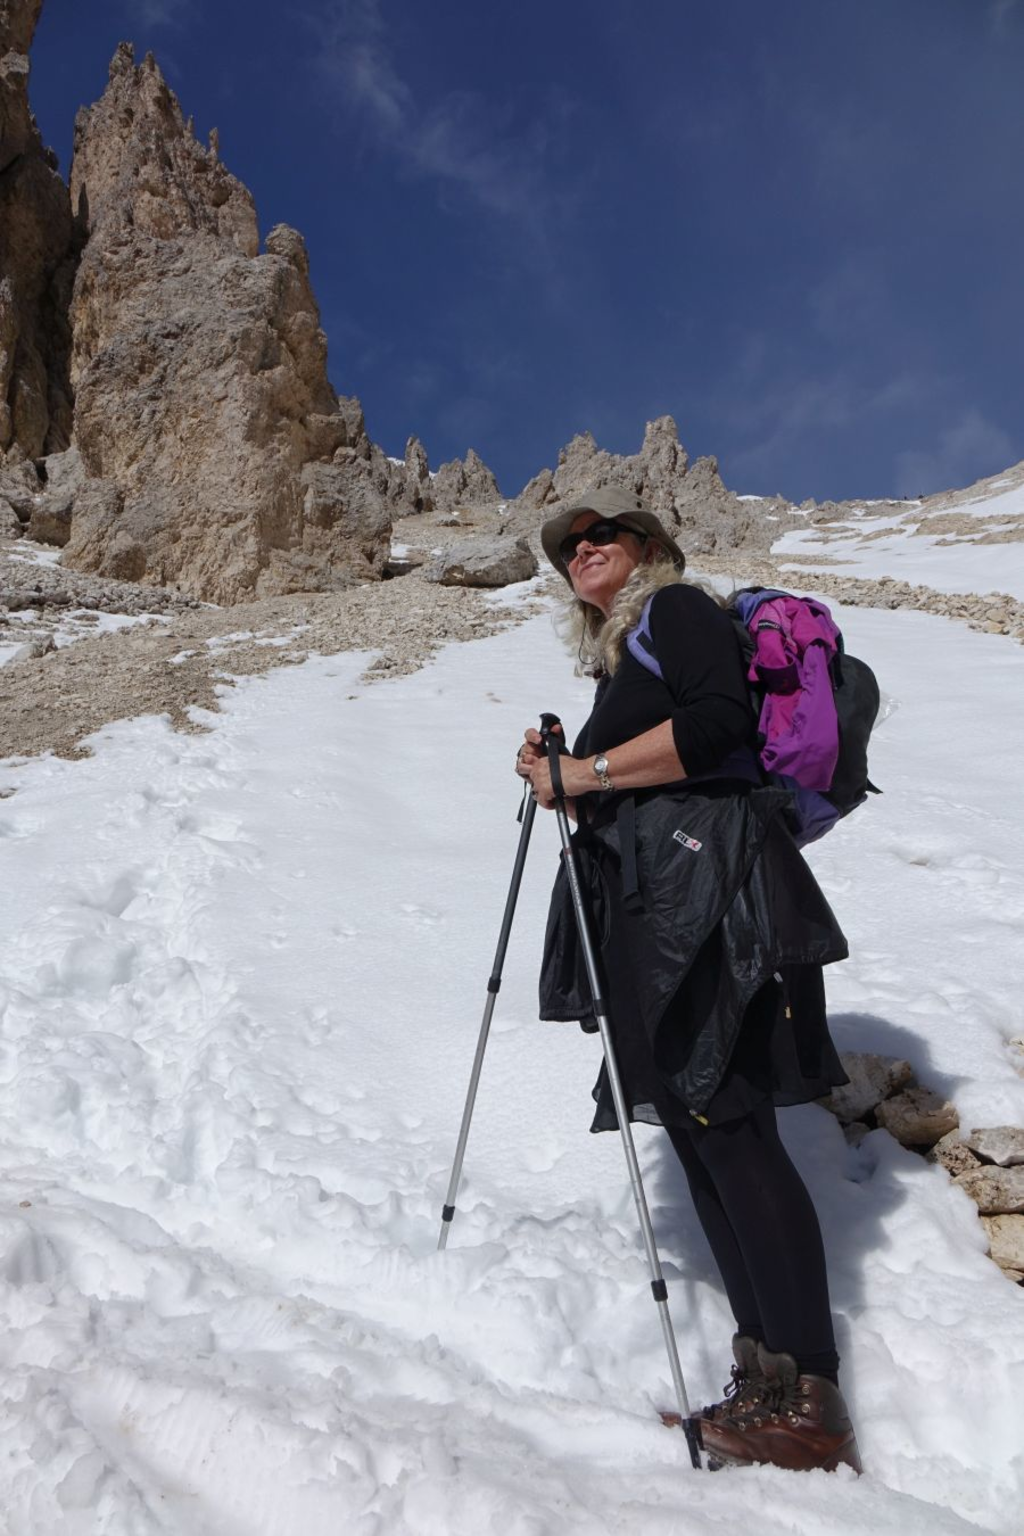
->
[0, 2, 791, 602]
[0, 0, 74, 460]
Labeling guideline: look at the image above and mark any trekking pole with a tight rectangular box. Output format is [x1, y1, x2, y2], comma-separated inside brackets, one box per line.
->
[540, 718, 703, 1471]
[437, 761, 541, 1252]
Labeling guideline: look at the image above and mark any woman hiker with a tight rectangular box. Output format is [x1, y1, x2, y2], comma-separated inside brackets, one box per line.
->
[515, 486, 861, 1474]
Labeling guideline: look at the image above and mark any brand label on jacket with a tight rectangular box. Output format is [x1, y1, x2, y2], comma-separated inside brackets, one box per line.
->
[672, 830, 703, 853]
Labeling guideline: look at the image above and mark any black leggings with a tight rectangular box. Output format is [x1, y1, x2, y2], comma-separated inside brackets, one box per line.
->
[666, 1099, 839, 1381]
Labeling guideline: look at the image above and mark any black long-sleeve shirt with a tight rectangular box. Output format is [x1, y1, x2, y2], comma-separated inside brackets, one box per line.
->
[573, 584, 754, 776]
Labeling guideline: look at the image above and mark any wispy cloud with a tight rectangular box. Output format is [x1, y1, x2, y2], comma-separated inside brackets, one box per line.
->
[719, 339, 925, 445]
[719, 351, 1017, 500]
[716, 351, 943, 495]
[809, 259, 889, 344]
[989, 0, 1021, 35]
[894, 410, 1017, 497]
[322, 0, 409, 133]
[124, 0, 194, 27]
[313, 0, 559, 237]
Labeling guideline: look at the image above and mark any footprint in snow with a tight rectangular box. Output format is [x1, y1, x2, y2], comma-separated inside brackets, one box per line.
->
[399, 903, 443, 926]
[174, 811, 244, 843]
[82, 870, 143, 918]
[0, 815, 35, 841]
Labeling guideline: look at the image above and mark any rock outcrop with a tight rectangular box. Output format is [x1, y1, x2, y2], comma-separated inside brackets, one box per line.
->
[26, 442, 82, 544]
[382, 439, 502, 520]
[61, 46, 391, 602]
[388, 435, 433, 515]
[0, 0, 75, 460]
[504, 416, 792, 559]
[431, 448, 501, 514]
[820, 1052, 1024, 1287]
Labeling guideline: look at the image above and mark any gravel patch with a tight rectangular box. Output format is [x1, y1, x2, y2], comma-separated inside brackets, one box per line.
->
[0, 536, 553, 763]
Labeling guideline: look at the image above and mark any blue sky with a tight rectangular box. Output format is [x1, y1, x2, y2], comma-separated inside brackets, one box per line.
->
[28, 0, 1024, 501]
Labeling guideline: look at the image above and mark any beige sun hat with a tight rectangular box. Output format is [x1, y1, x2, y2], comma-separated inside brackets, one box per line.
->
[540, 486, 687, 585]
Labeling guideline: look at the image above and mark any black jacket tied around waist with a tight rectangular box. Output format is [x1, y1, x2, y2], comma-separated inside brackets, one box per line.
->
[538, 785, 848, 1118]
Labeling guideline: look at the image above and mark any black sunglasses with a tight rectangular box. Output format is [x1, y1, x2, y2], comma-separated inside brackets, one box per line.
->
[559, 519, 647, 565]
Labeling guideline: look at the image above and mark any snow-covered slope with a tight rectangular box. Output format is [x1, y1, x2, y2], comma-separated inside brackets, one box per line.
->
[1, 583, 1023, 1533]
[772, 462, 1024, 599]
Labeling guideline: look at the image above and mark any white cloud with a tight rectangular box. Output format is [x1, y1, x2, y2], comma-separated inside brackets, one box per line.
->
[894, 409, 1018, 497]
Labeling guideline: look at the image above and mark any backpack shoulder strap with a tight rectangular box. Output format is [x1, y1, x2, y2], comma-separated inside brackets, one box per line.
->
[625, 594, 663, 680]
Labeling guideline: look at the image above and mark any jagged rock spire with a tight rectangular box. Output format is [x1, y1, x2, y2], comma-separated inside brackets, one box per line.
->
[62, 42, 390, 602]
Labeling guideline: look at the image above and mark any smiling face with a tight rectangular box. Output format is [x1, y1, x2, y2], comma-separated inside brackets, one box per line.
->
[565, 513, 648, 615]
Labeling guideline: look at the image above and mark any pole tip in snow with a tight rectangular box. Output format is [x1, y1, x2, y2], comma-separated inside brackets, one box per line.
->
[659, 1410, 704, 1470]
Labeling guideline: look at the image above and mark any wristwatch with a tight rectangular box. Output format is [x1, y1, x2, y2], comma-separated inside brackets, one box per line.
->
[593, 753, 614, 791]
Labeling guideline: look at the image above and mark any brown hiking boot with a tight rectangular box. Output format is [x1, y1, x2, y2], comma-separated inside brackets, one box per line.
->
[700, 1345, 863, 1474]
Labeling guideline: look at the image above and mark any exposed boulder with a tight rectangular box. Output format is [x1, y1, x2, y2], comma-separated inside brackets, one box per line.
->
[875, 1087, 959, 1148]
[820, 1052, 915, 1124]
[926, 1130, 980, 1178]
[62, 46, 390, 602]
[8, 632, 55, 663]
[954, 1165, 1024, 1216]
[981, 1215, 1024, 1272]
[424, 534, 536, 588]
[0, 0, 76, 458]
[963, 1127, 1024, 1168]
[0, 495, 21, 537]
[26, 444, 83, 545]
[0, 453, 39, 517]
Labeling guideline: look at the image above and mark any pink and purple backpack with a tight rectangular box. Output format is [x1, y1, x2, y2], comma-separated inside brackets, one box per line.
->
[627, 586, 880, 845]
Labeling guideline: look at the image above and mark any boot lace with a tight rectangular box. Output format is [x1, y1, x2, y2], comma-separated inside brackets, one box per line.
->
[761, 1380, 788, 1414]
[722, 1364, 749, 1404]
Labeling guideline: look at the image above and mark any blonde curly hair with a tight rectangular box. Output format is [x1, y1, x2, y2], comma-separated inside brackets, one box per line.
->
[559, 548, 724, 677]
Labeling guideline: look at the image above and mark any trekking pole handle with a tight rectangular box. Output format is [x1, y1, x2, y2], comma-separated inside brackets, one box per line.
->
[539, 713, 567, 802]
